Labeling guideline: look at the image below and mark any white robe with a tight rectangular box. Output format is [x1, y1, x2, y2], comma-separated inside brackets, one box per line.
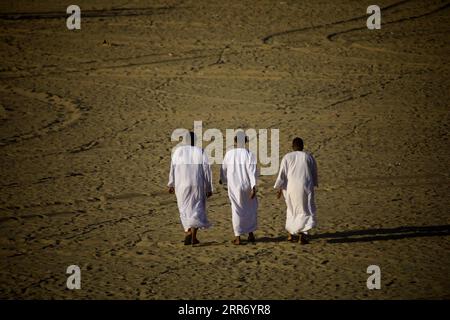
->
[168, 145, 213, 232]
[220, 148, 258, 236]
[274, 151, 318, 235]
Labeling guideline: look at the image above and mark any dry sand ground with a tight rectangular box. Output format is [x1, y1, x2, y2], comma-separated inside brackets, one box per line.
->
[0, 0, 449, 299]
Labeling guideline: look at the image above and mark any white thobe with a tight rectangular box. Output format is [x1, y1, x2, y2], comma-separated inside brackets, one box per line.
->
[220, 148, 258, 236]
[274, 151, 318, 235]
[168, 145, 213, 232]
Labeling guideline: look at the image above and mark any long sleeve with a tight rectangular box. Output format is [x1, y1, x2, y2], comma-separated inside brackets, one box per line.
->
[248, 152, 257, 189]
[203, 152, 213, 193]
[308, 154, 318, 187]
[168, 158, 175, 188]
[274, 157, 287, 189]
[220, 153, 228, 185]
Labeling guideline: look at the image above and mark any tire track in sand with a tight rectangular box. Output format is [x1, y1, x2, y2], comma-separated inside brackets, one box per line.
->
[327, 2, 450, 41]
[261, 0, 412, 44]
[0, 5, 180, 21]
[0, 85, 84, 147]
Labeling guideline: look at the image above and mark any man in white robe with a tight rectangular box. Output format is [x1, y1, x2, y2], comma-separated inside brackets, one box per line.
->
[274, 137, 318, 244]
[168, 132, 213, 245]
[220, 131, 258, 245]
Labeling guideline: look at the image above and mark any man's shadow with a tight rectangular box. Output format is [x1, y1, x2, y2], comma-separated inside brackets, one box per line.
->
[313, 224, 450, 243]
[257, 225, 450, 244]
[257, 235, 287, 243]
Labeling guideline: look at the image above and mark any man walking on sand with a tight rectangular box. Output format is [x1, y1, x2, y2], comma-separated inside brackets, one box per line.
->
[274, 137, 318, 244]
[168, 131, 213, 245]
[220, 130, 258, 245]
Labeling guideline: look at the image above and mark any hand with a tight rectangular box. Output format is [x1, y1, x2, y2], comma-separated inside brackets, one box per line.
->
[168, 187, 175, 194]
[250, 187, 257, 199]
[277, 189, 283, 199]
[206, 191, 213, 198]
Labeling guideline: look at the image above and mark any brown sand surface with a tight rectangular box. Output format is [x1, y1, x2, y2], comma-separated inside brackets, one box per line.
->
[0, 0, 449, 299]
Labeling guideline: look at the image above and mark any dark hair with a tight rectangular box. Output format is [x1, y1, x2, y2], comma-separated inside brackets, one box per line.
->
[234, 133, 249, 144]
[189, 131, 195, 146]
[292, 137, 304, 150]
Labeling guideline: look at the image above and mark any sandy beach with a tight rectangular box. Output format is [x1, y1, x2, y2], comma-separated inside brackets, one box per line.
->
[0, 0, 449, 299]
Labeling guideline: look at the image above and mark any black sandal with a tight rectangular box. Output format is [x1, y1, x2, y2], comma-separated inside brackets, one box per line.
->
[299, 233, 309, 245]
[184, 233, 192, 245]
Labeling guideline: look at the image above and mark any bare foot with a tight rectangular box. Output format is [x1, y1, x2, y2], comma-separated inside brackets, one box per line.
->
[287, 234, 294, 242]
[232, 237, 241, 245]
[184, 230, 192, 245]
[192, 238, 200, 245]
[248, 232, 256, 243]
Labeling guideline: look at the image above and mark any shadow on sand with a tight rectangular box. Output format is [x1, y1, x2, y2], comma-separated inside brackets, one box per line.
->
[179, 225, 450, 246]
[257, 236, 287, 243]
[254, 225, 450, 244]
[312, 224, 450, 243]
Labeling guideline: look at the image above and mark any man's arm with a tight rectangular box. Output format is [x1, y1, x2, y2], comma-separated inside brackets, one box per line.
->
[219, 152, 228, 185]
[203, 152, 213, 198]
[248, 152, 257, 199]
[274, 157, 287, 198]
[168, 159, 175, 194]
[308, 154, 318, 188]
